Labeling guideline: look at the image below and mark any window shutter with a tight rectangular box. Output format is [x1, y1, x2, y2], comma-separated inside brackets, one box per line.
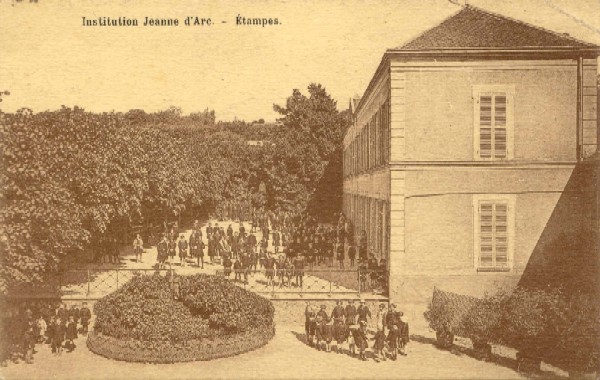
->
[494, 203, 508, 266]
[479, 202, 494, 266]
[479, 95, 493, 159]
[494, 95, 507, 159]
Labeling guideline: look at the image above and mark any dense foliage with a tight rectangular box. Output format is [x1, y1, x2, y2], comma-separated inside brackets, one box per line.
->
[94, 273, 274, 341]
[91, 273, 274, 362]
[0, 83, 350, 293]
[425, 287, 600, 373]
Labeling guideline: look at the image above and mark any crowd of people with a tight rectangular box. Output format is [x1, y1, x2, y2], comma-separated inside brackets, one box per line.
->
[147, 207, 388, 292]
[0, 302, 92, 366]
[304, 300, 409, 362]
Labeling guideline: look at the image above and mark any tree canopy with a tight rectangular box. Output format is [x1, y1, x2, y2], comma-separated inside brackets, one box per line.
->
[0, 83, 350, 293]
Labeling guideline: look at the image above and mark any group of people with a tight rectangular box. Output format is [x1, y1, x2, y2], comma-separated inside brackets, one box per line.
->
[144, 208, 387, 293]
[304, 300, 409, 362]
[1, 302, 92, 365]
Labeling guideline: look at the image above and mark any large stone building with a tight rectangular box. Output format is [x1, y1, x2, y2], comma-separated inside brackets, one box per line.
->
[342, 6, 599, 329]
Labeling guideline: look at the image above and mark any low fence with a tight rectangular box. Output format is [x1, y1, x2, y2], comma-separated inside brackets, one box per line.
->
[2, 267, 387, 300]
[214, 268, 387, 298]
[2, 269, 173, 300]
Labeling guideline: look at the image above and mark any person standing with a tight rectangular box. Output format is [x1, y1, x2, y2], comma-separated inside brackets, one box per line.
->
[304, 302, 317, 347]
[79, 303, 91, 335]
[336, 239, 345, 269]
[178, 235, 188, 267]
[197, 236, 205, 269]
[23, 321, 35, 364]
[398, 311, 410, 356]
[133, 234, 144, 263]
[373, 303, 388, 362]
[386, 304, 401, 360]
[206, 223, 213, 241]
[348, 243, 356, 267]
[36, 315, 47, 344]
[157, 235, 168, 269]
[189, 230, 201, 268]
[65, 315, 78, 352]
[222, 252, 232, 278]
[272, 230, 280, 253]
[357, 299, 371, 325]
[110, 236, 120, 264]
[293, 253, 304, 288]
[167, 236, 177, 265]
[345, 299, 357, 326]
[354, 320, 369, 361]
[331, 300, 347, 354]
[54, 318, 66, 355]
[316, 305, 332, 352]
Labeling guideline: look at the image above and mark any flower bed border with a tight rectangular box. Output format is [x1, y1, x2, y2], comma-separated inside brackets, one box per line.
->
[87, 326, 275, 363]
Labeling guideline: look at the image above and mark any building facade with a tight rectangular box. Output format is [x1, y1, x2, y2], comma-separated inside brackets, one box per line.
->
[342, 6, 599, 330]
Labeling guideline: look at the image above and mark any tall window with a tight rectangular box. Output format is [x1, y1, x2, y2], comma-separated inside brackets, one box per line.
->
[473, 86, 514, 160]
[473, 195, 515, 272]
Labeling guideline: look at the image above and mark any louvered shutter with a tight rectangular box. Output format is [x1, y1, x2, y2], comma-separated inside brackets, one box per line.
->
[478, 201, 509, 268]
[476, 92, 510, 160]
[479, 96, 493, 159]
[479, 202, 494, 267]
[494, 203, 508, 266]
[494, 95, 507, 159]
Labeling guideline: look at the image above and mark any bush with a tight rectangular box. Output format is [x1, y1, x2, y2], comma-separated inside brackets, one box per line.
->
[179, 274, 275, 333]
[554, 293, 599, 374]
[427, 286, 600, 374]
[498, 288, 565, 360]
[459, 290, 508, 359]
[87, 327, 275, 363]
[424, 287, 478, 336]
[91, 272, 275, 362]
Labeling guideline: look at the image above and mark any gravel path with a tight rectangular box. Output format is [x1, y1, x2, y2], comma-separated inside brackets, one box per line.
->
[0, 322, 525, 380]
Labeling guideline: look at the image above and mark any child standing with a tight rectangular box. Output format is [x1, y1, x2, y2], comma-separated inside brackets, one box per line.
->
[51, 318, 64, 355]
[65, 316, 78, 352]
[35, 316, 47, 344]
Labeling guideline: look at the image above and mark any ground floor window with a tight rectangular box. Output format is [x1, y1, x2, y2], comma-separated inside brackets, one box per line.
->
[473, 194, 515, 272]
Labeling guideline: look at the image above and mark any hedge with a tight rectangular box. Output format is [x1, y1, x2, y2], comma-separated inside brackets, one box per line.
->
[424, 287, 600, 374]
[87, 327, 275, 363]
[91, 272, 275, 362]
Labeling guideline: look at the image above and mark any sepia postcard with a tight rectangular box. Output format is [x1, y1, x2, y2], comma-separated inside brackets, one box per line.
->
[0, 0, 599, 379]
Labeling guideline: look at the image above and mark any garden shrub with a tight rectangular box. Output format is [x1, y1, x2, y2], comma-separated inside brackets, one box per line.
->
[424, 287, 478, 341]
[91, 272, 275, 362]
[459, 289, 507, 357]
[553, 293, 599, 375]
[426, 286, 600, 374]
[498, 288, 566, 361]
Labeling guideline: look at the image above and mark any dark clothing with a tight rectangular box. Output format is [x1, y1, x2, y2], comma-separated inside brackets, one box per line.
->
[80, 307, 91, 326]
[168, 241, 177, 257]
[56, 308, 67, 322]
[66, 321, 77, 340]
[353, 327, 369, 351]
[345, 305, 357, 325]
[348, 246, 356, 260]
[357, 305, 371, 323]
[178, 239, 188, 257]
[157, 240, 168, 261]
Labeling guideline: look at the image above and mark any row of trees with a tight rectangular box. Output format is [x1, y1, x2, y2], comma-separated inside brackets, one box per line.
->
[0, 83, 350, 293]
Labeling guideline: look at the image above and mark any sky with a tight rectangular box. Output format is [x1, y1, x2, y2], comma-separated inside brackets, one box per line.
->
[1, 0, 600, 121]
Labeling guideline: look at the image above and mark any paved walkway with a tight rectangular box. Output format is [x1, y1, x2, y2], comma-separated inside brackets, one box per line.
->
[60, 219, 386, 301]
[1, 322, 527, 380]
[2, 218, 567, 379]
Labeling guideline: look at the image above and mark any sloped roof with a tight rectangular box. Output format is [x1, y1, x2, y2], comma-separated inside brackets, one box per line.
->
[398, 5, 597, 50]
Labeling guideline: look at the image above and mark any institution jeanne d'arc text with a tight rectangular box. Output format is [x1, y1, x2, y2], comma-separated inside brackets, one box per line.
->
[81, 16, 280, 27]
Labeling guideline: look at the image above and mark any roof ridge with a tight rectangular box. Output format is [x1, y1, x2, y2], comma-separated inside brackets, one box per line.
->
[464, 4, 596, 48]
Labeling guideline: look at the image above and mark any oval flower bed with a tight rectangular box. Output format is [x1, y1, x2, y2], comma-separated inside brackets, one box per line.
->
[88, 272, 275, 363]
